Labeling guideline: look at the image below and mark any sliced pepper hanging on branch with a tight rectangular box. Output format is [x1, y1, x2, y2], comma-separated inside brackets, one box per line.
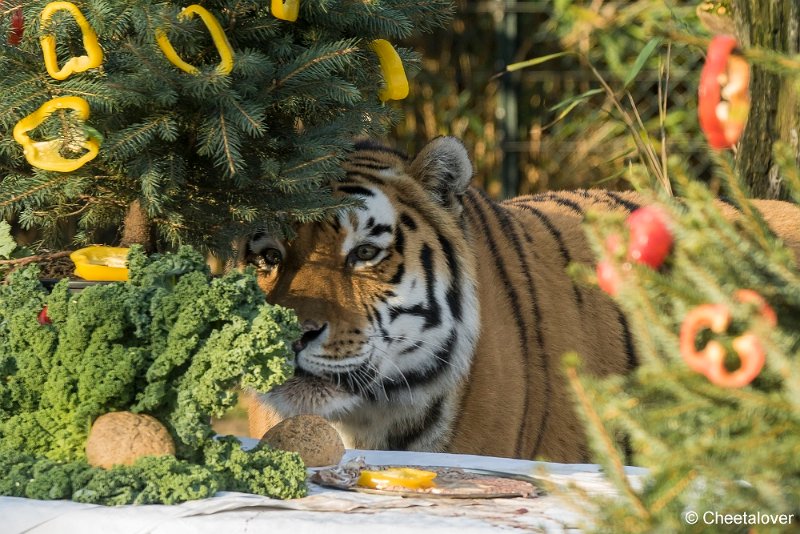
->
[596, 205, 674, 296]
[39, 1, 104, 80]
[155, 4, 234, 75]
[12, 96, 100, 172]
[679, 290, 775, 388]
[698, 35, 751, 149]
[370, 39, 409, 102]
[271, 0, 300, 22]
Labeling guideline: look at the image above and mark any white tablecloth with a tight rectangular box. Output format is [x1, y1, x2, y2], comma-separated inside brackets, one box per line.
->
[1, 446, 647, 534]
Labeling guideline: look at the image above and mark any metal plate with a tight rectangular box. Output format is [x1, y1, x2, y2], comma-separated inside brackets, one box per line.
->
[319, 465, 545, 499]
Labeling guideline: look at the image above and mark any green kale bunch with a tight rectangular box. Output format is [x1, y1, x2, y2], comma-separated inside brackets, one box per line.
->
[0, 246, 306, 504]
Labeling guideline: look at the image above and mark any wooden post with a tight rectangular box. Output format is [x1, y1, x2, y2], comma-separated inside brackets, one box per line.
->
[732, 0, 800, 199]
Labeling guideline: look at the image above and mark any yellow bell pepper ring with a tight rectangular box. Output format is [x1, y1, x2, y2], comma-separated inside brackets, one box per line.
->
[12, 96, 100, 173]
[40, 1, 104, 81]
[70, 246, 130, 281]
[271, 0, 300, 22]
[369, 39, 409, 102]
[357, 468, 437, 490]
[155, 5, 234, 75]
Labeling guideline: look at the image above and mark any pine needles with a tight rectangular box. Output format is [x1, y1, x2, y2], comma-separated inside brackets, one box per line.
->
[0, 0, 454, 256]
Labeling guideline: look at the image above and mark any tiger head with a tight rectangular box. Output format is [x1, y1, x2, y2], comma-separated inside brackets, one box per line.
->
[245, 137, 480, 449]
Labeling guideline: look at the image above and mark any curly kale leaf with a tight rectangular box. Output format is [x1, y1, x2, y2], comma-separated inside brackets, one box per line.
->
[2, 280, 157, 461]
[72, 456, 219, 505]
[0, 451, 93, 500]
[203, 437, 308, 500]
[0, 267, 58, 419]
[0, 245, 304, 503]
[25, 458, 95, 500]
[0, 451, 37, 497]
[167, 283, 298, 454]
[1, 442, 307, 505]
[0, 221, 16, 260]
[127, 245, 210, 289]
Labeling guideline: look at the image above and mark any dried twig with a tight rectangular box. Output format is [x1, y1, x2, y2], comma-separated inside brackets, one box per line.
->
[0, 250, 72, 267]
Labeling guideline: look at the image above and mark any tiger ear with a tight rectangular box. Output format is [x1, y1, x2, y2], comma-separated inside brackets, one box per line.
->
[409, 136, 473, 211]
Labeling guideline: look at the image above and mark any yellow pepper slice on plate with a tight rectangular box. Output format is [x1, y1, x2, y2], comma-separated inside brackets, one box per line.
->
[271, 0, 300, 22]
[357, 468, 437, 490]
[155, 5, 234, 75]
[369, 39, 409, 102]
[40, 1, 104, 80]
[70, 246, 130, 281]
[12, 96, 100, 173]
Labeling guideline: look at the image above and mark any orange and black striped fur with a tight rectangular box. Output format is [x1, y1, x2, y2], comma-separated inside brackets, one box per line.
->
[244, 137, 800, 462]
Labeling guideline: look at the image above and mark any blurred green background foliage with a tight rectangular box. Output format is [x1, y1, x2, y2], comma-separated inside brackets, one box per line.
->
[392, 0, 711, 199]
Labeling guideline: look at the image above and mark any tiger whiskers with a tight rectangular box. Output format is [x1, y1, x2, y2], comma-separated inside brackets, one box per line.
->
[366, 343, 415, 401]
[367, 334, 456, 369]
[359, 361, 389, 401]
[359, 353, 391, 402]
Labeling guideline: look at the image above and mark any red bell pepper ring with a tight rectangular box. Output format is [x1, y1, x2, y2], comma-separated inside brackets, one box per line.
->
[698, 35, 751, 149]
[679, 290, 775, 388]
[712, 333, 766, 388]
[734, 289, 777, 327]
[679, 303, 731, 375]
[38, 306, 52, 325]
[9, 6, 23, 45]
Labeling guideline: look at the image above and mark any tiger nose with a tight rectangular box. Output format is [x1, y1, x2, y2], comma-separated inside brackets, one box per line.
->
[292, 320, 328, 354]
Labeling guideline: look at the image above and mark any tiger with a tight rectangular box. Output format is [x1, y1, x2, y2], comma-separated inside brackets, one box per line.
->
[243, 136, 800, 463]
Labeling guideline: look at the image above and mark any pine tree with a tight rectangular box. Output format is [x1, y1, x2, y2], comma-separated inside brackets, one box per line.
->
[556, 4, 800, 532]
[0, 0, 452, 255]
[568, 164, 800, 531]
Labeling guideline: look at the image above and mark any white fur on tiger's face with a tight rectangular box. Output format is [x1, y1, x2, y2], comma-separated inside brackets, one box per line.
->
[245, 137, 800, 462]
[245, 138, 480, 452]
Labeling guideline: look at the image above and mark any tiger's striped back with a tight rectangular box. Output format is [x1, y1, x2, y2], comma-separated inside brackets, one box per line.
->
[452, 188, 640, 460]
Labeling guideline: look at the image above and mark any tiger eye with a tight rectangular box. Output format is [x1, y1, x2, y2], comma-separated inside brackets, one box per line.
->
[262, 248, 283, 265]
[355, 244, 379, 261]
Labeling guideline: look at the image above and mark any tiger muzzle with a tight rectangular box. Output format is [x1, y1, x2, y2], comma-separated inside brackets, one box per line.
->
[292, 319, 328, 354]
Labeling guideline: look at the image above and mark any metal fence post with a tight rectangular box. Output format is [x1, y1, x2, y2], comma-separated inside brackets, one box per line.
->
[496, 0, 519, 198]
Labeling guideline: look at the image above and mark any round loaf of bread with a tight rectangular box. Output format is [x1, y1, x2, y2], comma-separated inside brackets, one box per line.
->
[85, 411, 176, 469]
[260, 414, 344, 467]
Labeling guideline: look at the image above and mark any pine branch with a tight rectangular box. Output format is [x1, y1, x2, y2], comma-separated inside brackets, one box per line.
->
[218, 110, 237, 177]
[0, 0, 454, 253]
[105, 117, 168, 160]
[282, 152, 341, 176]
[0, 175, 70, 209]
[275, 46, 361, 89]
[564, 361, 651, 521]
[648, 469, 697, 514]
[224, 97, 266, 137]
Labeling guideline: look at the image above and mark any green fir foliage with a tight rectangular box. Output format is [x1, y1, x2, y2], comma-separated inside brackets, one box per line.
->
[0, 246, 306, 504]
[550, 4, 800, 529]
[568, 170, 800, 530]
[566, 85, 800, 534]
[0, 0, 453, 254]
